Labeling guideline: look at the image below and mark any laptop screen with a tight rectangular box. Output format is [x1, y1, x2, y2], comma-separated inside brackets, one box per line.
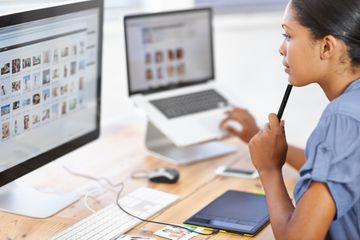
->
[124, 8, 214, 96]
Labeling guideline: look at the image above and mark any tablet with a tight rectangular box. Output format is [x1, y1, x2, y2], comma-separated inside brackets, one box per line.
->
[184, 190, 269, 236]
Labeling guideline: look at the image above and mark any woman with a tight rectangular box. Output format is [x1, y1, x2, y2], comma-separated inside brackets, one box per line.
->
[221, 0, 360, 239]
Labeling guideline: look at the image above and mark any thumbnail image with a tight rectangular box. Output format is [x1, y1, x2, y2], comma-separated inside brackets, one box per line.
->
[146, 69, 153, 81]
[142, 28, 152, 44]
[156, 67, 163, 79]
[1, 63, 10, 75]
[79, 60, 85, 71]
[12, 59, 21, 74]
[53, 49, 59, 62]
[32, 93, 41, 105]
[12, 118, 21, 136]
[2, 121, 10, 140]
[22, 98, 31, 107]
[52, 87, 59, 98]
[52, 103, 59, 117]
[155, 51, 163, 63]
[43, 50, 51, 64]
[0, 83, 10, 97]
[0, 85, 6, 96]
[23, 75, 31, 91]
[69, 81, 75, 93]
[145, 53, 152, 64]
[168, 49, 175, 61]
[12, 100, 20, 110]
[69, 98, 77, 111]
[176, 48, 184, 59]
[72, 44, 77, 56]
[22, 57, 31, 69]
[32, 113, 41, 125]
[70, 61, 77, 75]
[63, 64, 68, 78]
[42, 69, 50, 85]
[61, 46, 69, 58]
[53, 68, 60, 80]
[23, 115, 30, 130]
[79, 41, 85, 54]
[79, 77, 84, 91]
[60, 84, 68, 95]
[167, 65, 175, 77]
[42, 88, 50, 102]
[33, 55, 41, 66]
[1, 104, 10, 116]
[42, 108, 50, 121]
[11, 80, 21, 93]
[33, 72, 41, 88]
[177, 64, 186, 76]
[61, 101, 67, 115]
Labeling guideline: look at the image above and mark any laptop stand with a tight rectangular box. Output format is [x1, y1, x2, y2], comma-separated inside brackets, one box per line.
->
[145, 121, 237, 164]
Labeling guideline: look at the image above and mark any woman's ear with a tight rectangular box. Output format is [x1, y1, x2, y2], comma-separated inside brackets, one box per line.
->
[320, 35, 338, 60]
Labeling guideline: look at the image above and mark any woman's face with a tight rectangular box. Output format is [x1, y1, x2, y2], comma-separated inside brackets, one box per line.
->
[279, 3, 324, 86]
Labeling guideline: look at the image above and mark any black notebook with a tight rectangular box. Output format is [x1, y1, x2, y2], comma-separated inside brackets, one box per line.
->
[184, 190, 269, 236]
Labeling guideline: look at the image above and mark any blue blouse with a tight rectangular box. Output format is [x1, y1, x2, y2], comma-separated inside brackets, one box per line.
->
[293, 78, 360, 240]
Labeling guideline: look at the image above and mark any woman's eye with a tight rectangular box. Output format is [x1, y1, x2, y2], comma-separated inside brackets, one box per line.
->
[282, 33, 291, 40]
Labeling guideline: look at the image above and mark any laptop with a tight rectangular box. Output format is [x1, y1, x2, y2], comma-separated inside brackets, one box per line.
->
[124, 8, 238, 147]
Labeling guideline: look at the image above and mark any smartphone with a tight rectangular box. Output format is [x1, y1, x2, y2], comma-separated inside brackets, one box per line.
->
[215, 165, 259, 179]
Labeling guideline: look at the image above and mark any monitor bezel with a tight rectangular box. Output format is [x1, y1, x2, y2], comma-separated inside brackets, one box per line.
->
[124, 7, 215, 96]
[0, 0, 103, 187]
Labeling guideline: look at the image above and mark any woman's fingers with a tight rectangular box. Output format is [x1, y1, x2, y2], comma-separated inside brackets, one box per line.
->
[268, 113, 281, 131]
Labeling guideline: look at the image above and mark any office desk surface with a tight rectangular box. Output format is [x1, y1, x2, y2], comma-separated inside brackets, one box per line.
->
[0, 124, 299, 240]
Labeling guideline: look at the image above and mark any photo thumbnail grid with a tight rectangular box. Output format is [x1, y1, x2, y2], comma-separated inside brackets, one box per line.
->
[142, 27, 187, 83]
[1, 40, 87, 141]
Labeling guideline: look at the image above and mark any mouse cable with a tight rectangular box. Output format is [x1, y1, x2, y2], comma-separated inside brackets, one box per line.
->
[115, 182, 219, 236]
[63, 165, 218, 236]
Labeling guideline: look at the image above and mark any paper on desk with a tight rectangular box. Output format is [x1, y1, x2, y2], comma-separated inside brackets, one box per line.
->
[154, 225, 202, 240]
[116, 235, 157, 240]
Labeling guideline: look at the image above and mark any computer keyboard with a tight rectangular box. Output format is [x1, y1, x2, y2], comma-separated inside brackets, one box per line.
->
[150, 89, 229, 119]
[50, 187, 179, 240]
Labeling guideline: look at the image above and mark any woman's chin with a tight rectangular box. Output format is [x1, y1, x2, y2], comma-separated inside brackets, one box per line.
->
[287, 76, 309, 87]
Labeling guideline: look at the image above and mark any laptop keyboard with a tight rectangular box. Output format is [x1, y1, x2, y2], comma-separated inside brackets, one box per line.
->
[150, 89, 229, 119]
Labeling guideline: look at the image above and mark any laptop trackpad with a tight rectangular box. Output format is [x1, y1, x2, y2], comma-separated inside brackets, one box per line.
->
[199, 113, 227, 135]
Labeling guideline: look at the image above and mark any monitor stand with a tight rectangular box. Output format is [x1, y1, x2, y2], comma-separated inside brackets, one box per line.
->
[145, 121, 237, 164]
[0, 182, 79, 218]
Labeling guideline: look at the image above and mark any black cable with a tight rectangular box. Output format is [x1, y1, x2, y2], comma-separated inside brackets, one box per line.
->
[115, 183, 219, 236]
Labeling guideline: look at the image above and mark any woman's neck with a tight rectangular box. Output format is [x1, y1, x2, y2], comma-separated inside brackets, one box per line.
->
[319, 66, 360, 101]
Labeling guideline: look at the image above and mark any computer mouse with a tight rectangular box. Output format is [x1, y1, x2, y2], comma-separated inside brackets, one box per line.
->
[148, 167, 180, 184]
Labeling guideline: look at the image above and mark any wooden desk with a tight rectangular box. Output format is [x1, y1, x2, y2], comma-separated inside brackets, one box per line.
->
[0, 123, 299, 240]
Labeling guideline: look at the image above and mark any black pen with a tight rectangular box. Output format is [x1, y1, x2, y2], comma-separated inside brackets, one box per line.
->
[277, 84, 293, 121]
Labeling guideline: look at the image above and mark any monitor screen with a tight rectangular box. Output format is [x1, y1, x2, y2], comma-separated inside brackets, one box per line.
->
[124, 8, 214, 95]
[0, 0, 102, 186]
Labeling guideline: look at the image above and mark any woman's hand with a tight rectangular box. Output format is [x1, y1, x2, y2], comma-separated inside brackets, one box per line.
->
[220, 107, 260, 143]
[249, 113, 288, 174]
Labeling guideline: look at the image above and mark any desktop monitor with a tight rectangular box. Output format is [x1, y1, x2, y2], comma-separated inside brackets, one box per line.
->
[0, 0, 103, 218]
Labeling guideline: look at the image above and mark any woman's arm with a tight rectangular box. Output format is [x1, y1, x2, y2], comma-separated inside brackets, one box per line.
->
[260, 171, 335, 240]
[249, 114, 335, 239]
[286, 146, 305, 170]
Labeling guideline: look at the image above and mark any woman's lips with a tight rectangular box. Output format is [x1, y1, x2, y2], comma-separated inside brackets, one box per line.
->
[283, 61, 290, 74]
